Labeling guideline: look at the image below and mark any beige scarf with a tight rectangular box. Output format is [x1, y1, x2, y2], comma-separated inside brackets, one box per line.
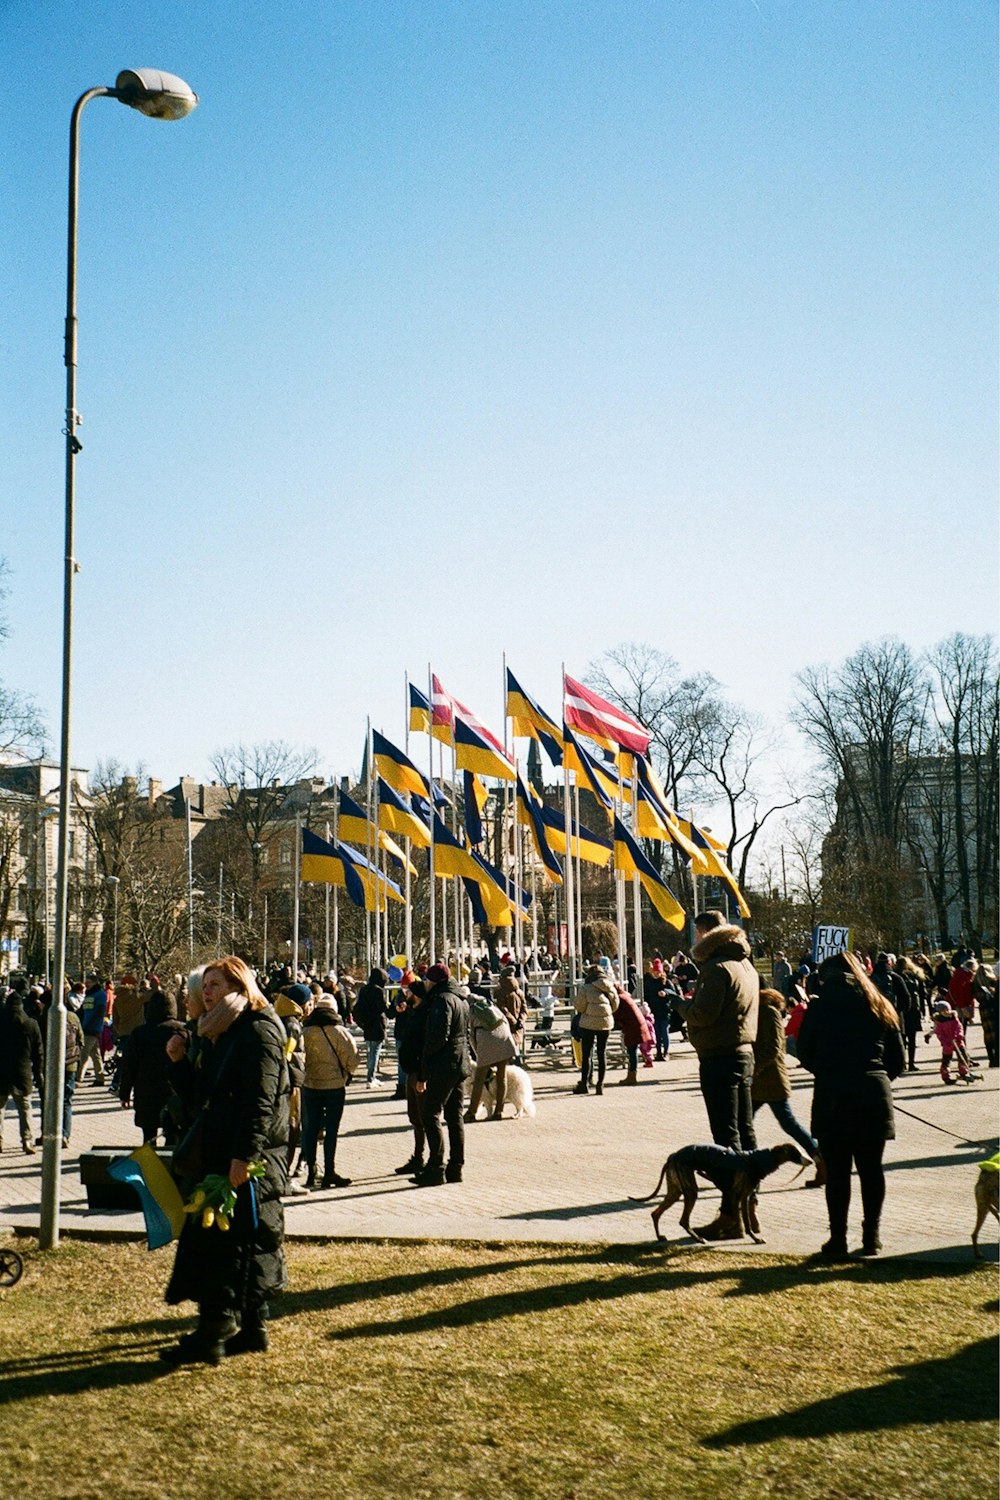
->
[197, 991, 248, 1040]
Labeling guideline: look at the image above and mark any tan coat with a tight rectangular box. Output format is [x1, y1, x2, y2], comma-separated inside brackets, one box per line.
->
[574, 976, 619, 1032]
[751, 992, 791, 1103]
[303, 1004, 359, 1090]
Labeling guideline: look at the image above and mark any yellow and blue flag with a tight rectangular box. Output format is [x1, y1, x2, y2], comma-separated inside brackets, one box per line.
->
[376, 777, 431, 848]
[454, 716, 515, 781]
[534, 798, 613, 867]
[612, 816, 686, 930]
[682, 820, 751, 919]
[506, 669, 564, 767]
[515, 773, 563, 884]
[301, 828, 367, 906]
[563, 725, 617, 813]
[373, 730, 432, 803]
[106, 1142, 187, 1250]
[463, 771, 488, 846]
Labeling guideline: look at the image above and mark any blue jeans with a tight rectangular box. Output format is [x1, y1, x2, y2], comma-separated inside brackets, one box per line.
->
[626, 1044, 639, 1071]
[63, 1070, 77, 1142]
[301, 1087, 346, 1178]
[366, 1040, 383, 1083]
[752, 1097, 818, 1157]
[653, 1015, 671, 1056]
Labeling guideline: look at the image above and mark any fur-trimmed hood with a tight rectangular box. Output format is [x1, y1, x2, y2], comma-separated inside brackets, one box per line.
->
[693, 924, 752, 966]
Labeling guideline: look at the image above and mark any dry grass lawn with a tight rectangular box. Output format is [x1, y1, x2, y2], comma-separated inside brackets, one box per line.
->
[0, 1236, 996, 1500]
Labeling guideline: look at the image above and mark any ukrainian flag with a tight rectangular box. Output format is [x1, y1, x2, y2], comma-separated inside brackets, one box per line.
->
[372, 730, 431, 802]
[454, 717, 516, 781]
[612, 817, 686, 930]
[376, 777, 431, 848]
[336, 790, 372, 846]
[432, 816, 517, 925]
[339, 841, 405, 911]
[106, 1142, 186, 1250]
[506, 669, 564, 768]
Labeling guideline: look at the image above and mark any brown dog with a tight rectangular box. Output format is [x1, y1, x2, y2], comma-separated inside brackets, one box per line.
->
[631, 1142, 808, 1244]
[972, 1157, 999, 1258]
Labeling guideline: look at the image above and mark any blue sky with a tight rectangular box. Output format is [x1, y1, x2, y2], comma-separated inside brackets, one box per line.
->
[2, 0, 996, 788]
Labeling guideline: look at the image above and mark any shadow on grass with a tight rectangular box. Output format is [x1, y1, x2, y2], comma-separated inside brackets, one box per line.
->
[702, 1336, 998, 1446]
[0, 1340, 172, 1402]
[270, 1246, 987, 1343]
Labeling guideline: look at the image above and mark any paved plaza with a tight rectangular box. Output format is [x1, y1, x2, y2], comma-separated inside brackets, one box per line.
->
[1, 1031, 996, 1262]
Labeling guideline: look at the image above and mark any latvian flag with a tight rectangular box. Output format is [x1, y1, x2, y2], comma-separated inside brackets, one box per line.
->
[564, 673, 651, 757]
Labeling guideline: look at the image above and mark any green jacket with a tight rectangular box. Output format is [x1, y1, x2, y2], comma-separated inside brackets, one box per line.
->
[677, 924, 759, 1058]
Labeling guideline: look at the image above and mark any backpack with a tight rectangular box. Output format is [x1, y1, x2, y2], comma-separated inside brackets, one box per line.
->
[469, 996, 505, 1032]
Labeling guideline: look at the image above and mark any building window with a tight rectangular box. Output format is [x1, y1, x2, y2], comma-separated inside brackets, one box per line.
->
[280, 844, 292, 866]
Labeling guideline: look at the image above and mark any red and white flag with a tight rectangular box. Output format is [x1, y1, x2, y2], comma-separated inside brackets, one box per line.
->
[431, 673, 510, 759]
[563, 673, 650, 757]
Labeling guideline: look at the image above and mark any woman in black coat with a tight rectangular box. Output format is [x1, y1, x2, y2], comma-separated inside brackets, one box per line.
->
[797, 950, 905, 1260]
[161, 955, 289, 1365]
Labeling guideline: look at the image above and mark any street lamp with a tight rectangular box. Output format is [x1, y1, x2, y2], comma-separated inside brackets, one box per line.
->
[104, 875, 120, 978]
[41, 68, 198, 1252]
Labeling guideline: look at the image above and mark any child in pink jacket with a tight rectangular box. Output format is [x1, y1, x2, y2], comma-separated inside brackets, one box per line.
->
[925, 1003, 971, 1083]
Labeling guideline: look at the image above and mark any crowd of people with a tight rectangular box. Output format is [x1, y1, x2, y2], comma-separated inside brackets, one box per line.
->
[0, 929, 996, 1360]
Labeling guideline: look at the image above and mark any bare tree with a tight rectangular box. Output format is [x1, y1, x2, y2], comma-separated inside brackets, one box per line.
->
[693, 705, 801, 889]
[0, 560, 44, 756]
[793, 638, 930, 846]
[926, 633, 999, 945]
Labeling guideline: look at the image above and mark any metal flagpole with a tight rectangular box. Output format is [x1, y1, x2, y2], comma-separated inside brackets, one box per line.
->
[292, 811, 301, 975]
[332, 785, 340, 966]
[403, 672, 414, 963]
[427, 663, 436, 963]
[185, 796, 194, 963]
[561, 664, 577, 986]
[365, 717, 374, 968]
[324, 820, 331, 972]
[216, 863, 224, 952]
[263, 892, 269, 968]
[615, 761, 627, 981]
[573, 780, 584, 966]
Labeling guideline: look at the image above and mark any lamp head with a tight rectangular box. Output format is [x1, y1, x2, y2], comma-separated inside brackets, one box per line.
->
[114, 69, 198, 120]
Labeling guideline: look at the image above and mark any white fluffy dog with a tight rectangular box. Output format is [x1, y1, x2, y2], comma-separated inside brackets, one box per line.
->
[483, 1064, 536, 1119]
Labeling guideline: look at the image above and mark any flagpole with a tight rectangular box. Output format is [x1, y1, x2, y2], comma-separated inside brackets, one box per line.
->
[615, 760, 627, 983]
[439, 726, 449, 961]
[561, 664, 577, 987]
[530, 859, 539, 974]
[404, 672, 413, 963]
[365, 717, 373, 970]
[324, 819, 331, 973]
[573, 779, 584, 969]
[427, 663, 436, 963]
[292, 810, 301, 976]
[332, 786, 340, 968]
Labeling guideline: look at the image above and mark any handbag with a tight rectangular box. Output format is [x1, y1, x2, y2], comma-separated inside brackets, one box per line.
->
[172, 1109, 207, 1180]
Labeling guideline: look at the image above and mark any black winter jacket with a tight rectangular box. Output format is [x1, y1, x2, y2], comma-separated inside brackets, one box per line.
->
[419, 980, 472, 1085]
[796, 977, 905, 1143]
[0, 996, 44, 1093]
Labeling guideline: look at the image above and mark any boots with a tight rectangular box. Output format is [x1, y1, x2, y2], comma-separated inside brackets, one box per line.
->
[160, 1312, 239, 1367]
[21, 1137, 36, 1155]
[225, 1312, 269, 1356]
[305, 1165, 317, 1190]
[857, 1223, 882, 1257]
[805, 1155, 826, 1189]
[697, 1214, 743, 1241]
[618, 1071, 638, 1086]
[411, 1165, 446, 1187]
[395, 1154, 423, 1175]
[573, 1081, 589, 1095]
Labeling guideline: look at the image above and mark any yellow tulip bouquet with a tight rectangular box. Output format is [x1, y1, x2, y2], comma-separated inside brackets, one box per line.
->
[184, 1162, 266, 1231]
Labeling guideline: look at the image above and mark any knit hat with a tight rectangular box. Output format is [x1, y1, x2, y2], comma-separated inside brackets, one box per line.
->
[426, 963, 450, 985]
[280, 982, 311, 1009]
[651, 959, 664, 976]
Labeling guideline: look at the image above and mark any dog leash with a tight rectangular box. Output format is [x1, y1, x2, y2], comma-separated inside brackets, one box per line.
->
[892, 1101, 996, 1150]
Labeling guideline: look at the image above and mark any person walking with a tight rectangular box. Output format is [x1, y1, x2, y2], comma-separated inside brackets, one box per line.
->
[300, 991, 358, 1190]
[573, 966, 619, 1096]
[796, 950, 905, 1260]
[613, 984, 650, 1085]
[78, 973, 109, 1085]
[751, 987, 824, 1185]
[673, 911, 759, 1238]
[643, 959, 672, 1060]
[497, 966, 527, 1060]
[464, 994, 517, 1121]
[0, 983, 44, 1154]
[353, 968, 391, 1087]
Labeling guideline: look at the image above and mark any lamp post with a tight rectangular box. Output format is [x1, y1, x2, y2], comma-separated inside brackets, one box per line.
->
[104, 875, 120, 978]
[40, 69, 198, 1252]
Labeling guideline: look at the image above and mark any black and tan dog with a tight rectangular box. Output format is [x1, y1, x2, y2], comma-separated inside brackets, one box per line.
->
[973, 1153, 999, 1258]
[631, 1142, 809, 1244]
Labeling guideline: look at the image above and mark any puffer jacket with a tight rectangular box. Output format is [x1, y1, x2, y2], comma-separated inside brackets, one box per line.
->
[303, 1001, 359, 1089]
[574, 976, 619, 1032]
[676, 924, 758, 1058]
[471, 1014, 517, 1068]
[614, 988, 650, 1048]
[420, 979, 472, 1084]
